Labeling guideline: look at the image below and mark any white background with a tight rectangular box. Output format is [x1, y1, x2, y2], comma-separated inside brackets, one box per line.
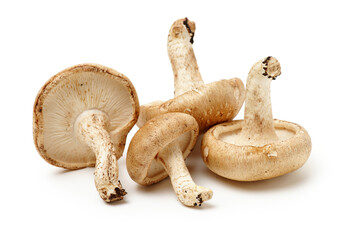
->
[1, 0, 352, 239]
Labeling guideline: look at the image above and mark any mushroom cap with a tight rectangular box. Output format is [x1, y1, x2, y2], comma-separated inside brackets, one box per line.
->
[201, 119, 312, 181]
[33, 64, 139, 169]
[127, 113, 199, 185]
[137, 78, 245, 131]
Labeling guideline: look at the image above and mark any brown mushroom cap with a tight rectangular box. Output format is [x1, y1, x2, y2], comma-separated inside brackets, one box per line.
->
[201, 119, 312, 181]
[33, 64, 139, 169]
[137, 78, 245, 131]
[127, 113, 199, 185]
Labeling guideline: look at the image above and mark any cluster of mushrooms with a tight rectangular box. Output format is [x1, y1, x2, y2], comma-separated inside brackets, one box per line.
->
[33, 18, 311, 206]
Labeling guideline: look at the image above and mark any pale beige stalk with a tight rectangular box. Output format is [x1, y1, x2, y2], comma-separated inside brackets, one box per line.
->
[75, 110, 126, 202]
[157, 139, 212, 206]
[239, 56, 281, 146]
[168, 18, 203, 96]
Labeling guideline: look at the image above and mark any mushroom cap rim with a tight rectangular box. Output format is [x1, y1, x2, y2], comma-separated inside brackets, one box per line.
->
[204, 119, 308, 148]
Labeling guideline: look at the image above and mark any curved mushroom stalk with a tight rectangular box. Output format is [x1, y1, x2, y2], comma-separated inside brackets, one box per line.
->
[157, 139, 212, 207]
[168, 18, 204, 96]
[75, 109, 126, 202]
[240, 56, 281, 146]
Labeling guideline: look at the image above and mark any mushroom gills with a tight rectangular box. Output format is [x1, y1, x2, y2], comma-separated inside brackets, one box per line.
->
[42, 71, 135, 166]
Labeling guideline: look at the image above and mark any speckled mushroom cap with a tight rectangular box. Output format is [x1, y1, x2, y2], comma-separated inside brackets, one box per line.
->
[33, 64, 139, 169]
[137, 78, 245, 131]
[127, 112, 199, 185]
[201, 119, 312, 181]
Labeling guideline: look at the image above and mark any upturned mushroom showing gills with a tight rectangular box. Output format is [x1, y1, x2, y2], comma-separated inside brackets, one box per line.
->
[33, 64, 139, 202]
[137, 18, 245, 131]
[201, 57, 312, 181]
[127, 113, 213, 207]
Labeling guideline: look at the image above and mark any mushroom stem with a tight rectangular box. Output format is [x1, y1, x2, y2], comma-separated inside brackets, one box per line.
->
[75, 109, 126, 202]
[168, 18, 204, 97]
[241, 57, 282, 146]
[156, 139, 212, 206]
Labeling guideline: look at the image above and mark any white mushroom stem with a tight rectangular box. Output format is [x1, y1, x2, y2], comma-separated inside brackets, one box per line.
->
[168, 18, 204, 97]
[240, 57, 282, 146]
[75, 109, 126, 202]
[157, 139, 212, 207]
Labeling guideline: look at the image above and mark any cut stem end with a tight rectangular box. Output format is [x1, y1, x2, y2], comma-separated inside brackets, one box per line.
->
[98, 181, 127, 202]
[157, 140, 213, 207]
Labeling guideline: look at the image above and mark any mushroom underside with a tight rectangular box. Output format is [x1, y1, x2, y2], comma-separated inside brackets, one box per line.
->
[202, 119, 312, 181]
[34, 65, 138, 169]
